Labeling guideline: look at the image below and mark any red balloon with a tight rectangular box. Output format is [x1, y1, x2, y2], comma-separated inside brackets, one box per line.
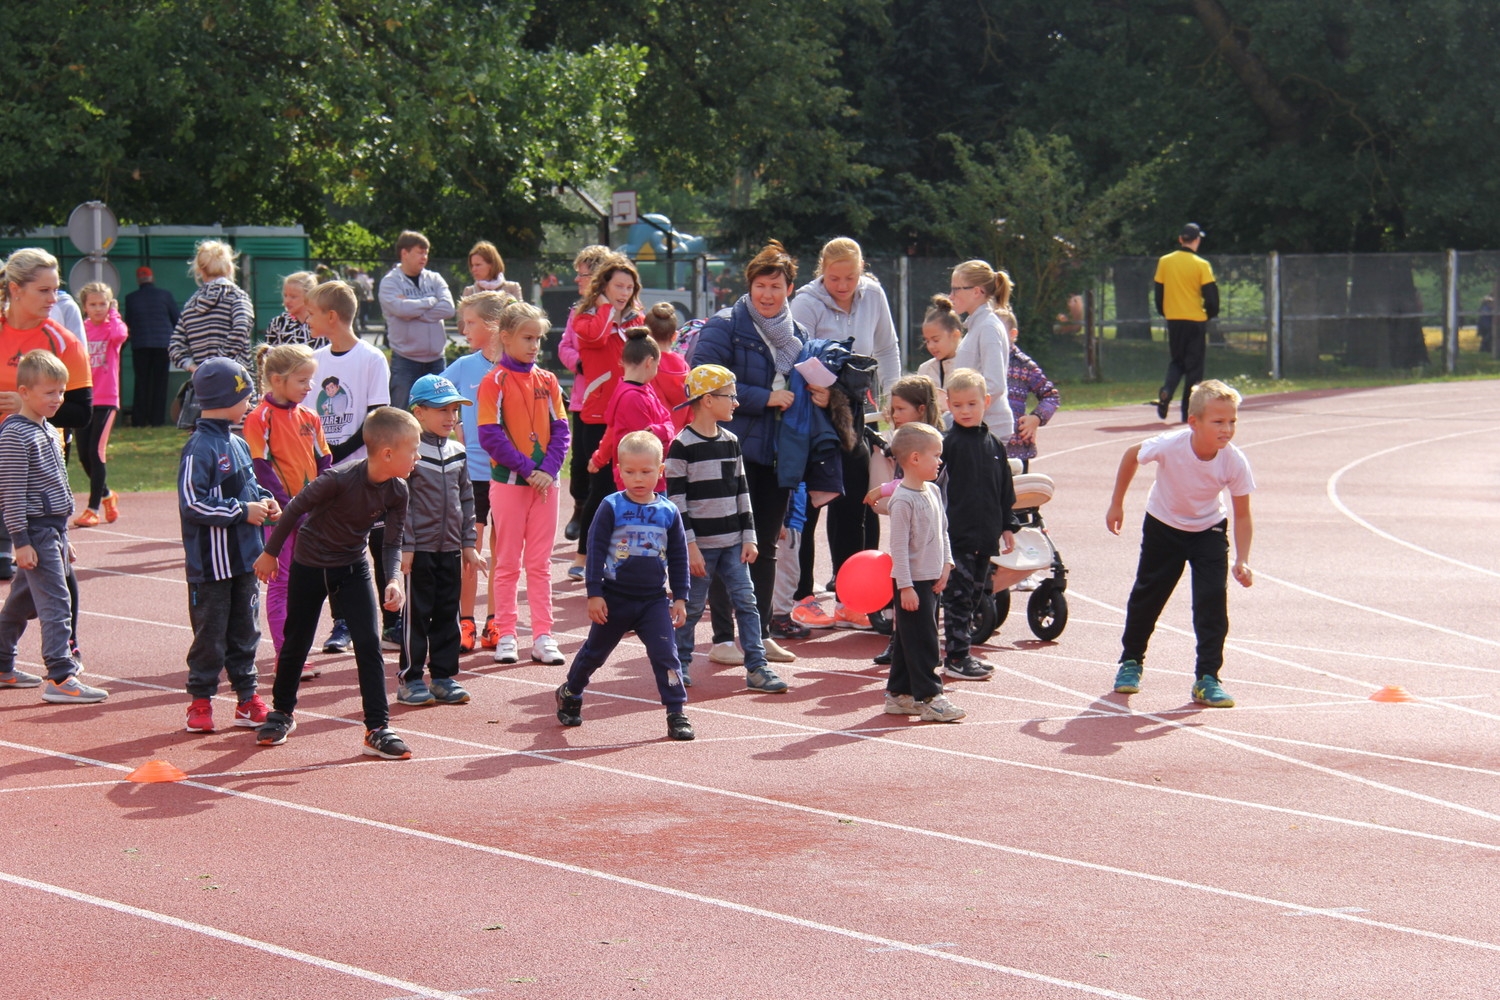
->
[836, 550, 895, 614]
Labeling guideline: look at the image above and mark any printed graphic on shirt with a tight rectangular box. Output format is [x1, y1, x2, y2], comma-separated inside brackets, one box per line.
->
[316, 377, 354, 441]
[602, 501, 673, 583]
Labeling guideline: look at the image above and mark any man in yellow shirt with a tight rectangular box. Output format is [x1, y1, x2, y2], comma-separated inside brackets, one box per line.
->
[1153, 223, 1219, 421]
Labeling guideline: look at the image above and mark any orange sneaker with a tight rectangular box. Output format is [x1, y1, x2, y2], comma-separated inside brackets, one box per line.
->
[72, 509, 100, 528]
[479, 616, 500, 650]
[101, 491, 120, 523]
[790, 596, 837, 628]
[833, 604, 872, 630]
[459, 618, 477, 653]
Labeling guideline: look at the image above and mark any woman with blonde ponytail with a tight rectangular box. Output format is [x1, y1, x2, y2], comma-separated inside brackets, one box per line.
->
[946, 260, 1014, 441]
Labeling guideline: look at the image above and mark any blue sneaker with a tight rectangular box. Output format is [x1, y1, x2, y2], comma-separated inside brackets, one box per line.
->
[397, 679, 436, 706]
[322, 620, 352, 653]
[1113, 659, 1143, 694]
[430, 677, 470, 704]
[746, 667, 788, 693]
[1192, 675, 1235, 708]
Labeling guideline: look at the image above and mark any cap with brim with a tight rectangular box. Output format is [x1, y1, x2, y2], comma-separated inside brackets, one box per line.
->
[1180, 222, 1206, 241]
[676, 363, 737, 410]
[409, 373, 472, 408]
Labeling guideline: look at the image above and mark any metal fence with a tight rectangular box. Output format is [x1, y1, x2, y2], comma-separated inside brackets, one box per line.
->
[247, 251, 1500, 385]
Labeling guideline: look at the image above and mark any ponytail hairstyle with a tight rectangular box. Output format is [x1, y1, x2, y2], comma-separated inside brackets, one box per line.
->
[744, 239, 797, 287]
[497, 299, 549, 339]
[886, 374, 941, 429]
[191, 239, 238, 284]
[2, 247, 60, 313]
[584, 253, 643, 315]
[813, 237, 864, 279]
[460, 289, 513, 332]
[621, 325, 661, 366]
[643, 301, 679, 347]
[255, 343, 317, 396]
[950, 259, 1013, 312]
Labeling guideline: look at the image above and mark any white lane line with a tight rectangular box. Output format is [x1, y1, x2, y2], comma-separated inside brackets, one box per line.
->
[991, 663, 1500, 825]
[1326, 426, 1500, 578]
[1192, 728, 1500, 778]
[0, 870, 473, 1000]
[0, 742, 1145, 999]
[3, 735, 1496, 964]
[1225, 638, 1498, 675]
[1255, 571, 1500, 653]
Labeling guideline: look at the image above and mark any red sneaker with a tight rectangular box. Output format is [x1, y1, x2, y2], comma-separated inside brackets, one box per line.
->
[101, 491, 120, 524]
[234, 694, 269, 727]
[186, 698, 215, 733]
[479, 616, 500, 650]
[790, 596, 836, 628]
[459, 618, 477, 653]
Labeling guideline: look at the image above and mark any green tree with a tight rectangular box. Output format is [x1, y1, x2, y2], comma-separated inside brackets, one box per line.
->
[0, 1, 645, 255]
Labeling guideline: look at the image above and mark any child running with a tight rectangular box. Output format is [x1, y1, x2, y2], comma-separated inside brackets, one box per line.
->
[1106, 379, 1255, 708]
[555, 431, 694, 741]
[179, 358, 278, 731]
[308, 280, 392, 655]
[396, 374, 480, 706]
[72, 282, 129, 527]
[884, 422, 961, 722]
[254, 406, 418, 759]
[443, 290, 511, 653]
[476, 300, 569, 667]
[666, 364, 786, 693]
[243, 343, 331, 668]
[588, 327, 674, 492]
[941, 368, 1018, 680]
[0, 351, 108, 703]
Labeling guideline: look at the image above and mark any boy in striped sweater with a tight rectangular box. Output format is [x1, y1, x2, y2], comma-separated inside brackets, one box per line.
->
[0, 351, 109, 704]
[666, 365, 787, 693]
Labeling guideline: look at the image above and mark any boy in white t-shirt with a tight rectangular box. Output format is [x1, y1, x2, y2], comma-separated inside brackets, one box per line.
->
[1105, 379, 1254, 708]
[307, 281, 395, 653]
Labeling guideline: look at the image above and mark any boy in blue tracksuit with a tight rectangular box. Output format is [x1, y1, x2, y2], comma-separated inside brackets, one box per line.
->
[178, 358, 279, 733]
[555, 431, 694, 741]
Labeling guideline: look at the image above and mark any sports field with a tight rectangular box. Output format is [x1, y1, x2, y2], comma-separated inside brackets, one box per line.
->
[2, 381, 1496, 999]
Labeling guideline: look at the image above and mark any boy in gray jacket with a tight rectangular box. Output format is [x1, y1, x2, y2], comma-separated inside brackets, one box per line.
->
[397, 374, 480, 705]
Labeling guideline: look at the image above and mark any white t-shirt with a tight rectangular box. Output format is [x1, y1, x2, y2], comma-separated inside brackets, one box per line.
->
[1139, 428, 1255, 532]
[312, 339, 390, 462]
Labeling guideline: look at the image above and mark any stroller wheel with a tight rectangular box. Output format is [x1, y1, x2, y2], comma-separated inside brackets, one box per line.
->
[1027, 587, 1068, 641]
[970, 589, 1010, 645]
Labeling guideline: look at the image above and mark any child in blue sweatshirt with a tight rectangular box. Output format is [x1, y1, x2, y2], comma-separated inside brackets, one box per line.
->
[555, 431, 694, 741]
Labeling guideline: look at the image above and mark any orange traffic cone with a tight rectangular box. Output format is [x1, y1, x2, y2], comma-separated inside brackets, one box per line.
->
[1369, 685, 1415, 703]
[126, 760, 188, 783]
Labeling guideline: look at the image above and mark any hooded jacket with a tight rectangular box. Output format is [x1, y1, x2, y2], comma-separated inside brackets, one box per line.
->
[790, 275, 901, 394]
[169, 278, 254, 372]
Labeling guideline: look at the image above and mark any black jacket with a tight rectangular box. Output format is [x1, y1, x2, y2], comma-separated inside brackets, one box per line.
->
[123, 282, 181, 350]
[942, 422, 1019, 554]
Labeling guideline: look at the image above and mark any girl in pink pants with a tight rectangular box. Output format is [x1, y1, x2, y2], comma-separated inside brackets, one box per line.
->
[475, 299, 571, 667]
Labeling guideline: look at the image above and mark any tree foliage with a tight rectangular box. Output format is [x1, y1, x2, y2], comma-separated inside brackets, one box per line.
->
[0, 1, 645, 254]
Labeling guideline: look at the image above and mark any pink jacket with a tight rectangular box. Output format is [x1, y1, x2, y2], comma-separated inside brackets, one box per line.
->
[591, 379, 674, 491]
[84, 306, 129, 407]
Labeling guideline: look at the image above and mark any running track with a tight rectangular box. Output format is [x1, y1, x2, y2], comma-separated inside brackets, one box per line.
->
[2, 381, 1496, 998]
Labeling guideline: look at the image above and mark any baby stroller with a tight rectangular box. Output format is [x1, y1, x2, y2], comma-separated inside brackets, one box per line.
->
[970, 468, 1069, 643]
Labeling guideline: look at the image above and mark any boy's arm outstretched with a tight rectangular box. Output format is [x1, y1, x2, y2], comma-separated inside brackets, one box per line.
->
[1231, 493, 1254, 587]
[1105, 444, 1143, 535]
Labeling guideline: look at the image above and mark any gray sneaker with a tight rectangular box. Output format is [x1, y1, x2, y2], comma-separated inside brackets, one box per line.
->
[918, 694, 965, 722]
[430, 677, 471, 704]
[396, 680, 436, 706]
[883, 692, 920, 715]
[41, 676, 108, 704]
[0, 668, 44, 689]
[746, 667, 789, 693]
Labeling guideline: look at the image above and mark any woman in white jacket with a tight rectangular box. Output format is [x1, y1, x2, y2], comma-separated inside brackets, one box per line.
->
[947, 259, 1015, 442]
[786, 238, 901, 632]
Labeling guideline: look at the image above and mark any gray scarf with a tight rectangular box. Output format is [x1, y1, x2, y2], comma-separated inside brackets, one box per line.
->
[740, 294, 802, 374]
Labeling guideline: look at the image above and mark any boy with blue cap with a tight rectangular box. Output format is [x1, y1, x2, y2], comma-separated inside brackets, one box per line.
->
[396, 374, 481, 706]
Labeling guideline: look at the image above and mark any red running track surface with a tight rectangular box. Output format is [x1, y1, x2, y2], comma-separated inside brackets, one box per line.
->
[2, 381, 1497, 998]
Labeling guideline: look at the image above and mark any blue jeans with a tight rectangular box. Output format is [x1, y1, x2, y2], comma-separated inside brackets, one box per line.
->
[388, 353, 445, 412]
[677, 545, 766, 672]
[0, 519, 80, 681]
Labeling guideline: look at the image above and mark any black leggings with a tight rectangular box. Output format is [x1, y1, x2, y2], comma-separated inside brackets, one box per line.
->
[74, 405, 118, 509]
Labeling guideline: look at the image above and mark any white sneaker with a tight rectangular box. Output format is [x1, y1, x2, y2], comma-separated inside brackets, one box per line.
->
[883, 692, 920, 715]
[761, 638, 797, 663]
[918, 694, 966, 723]
[493, 634, 519, 665]
[531, 635, 565, 665]
[709, 641, 744, 665]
